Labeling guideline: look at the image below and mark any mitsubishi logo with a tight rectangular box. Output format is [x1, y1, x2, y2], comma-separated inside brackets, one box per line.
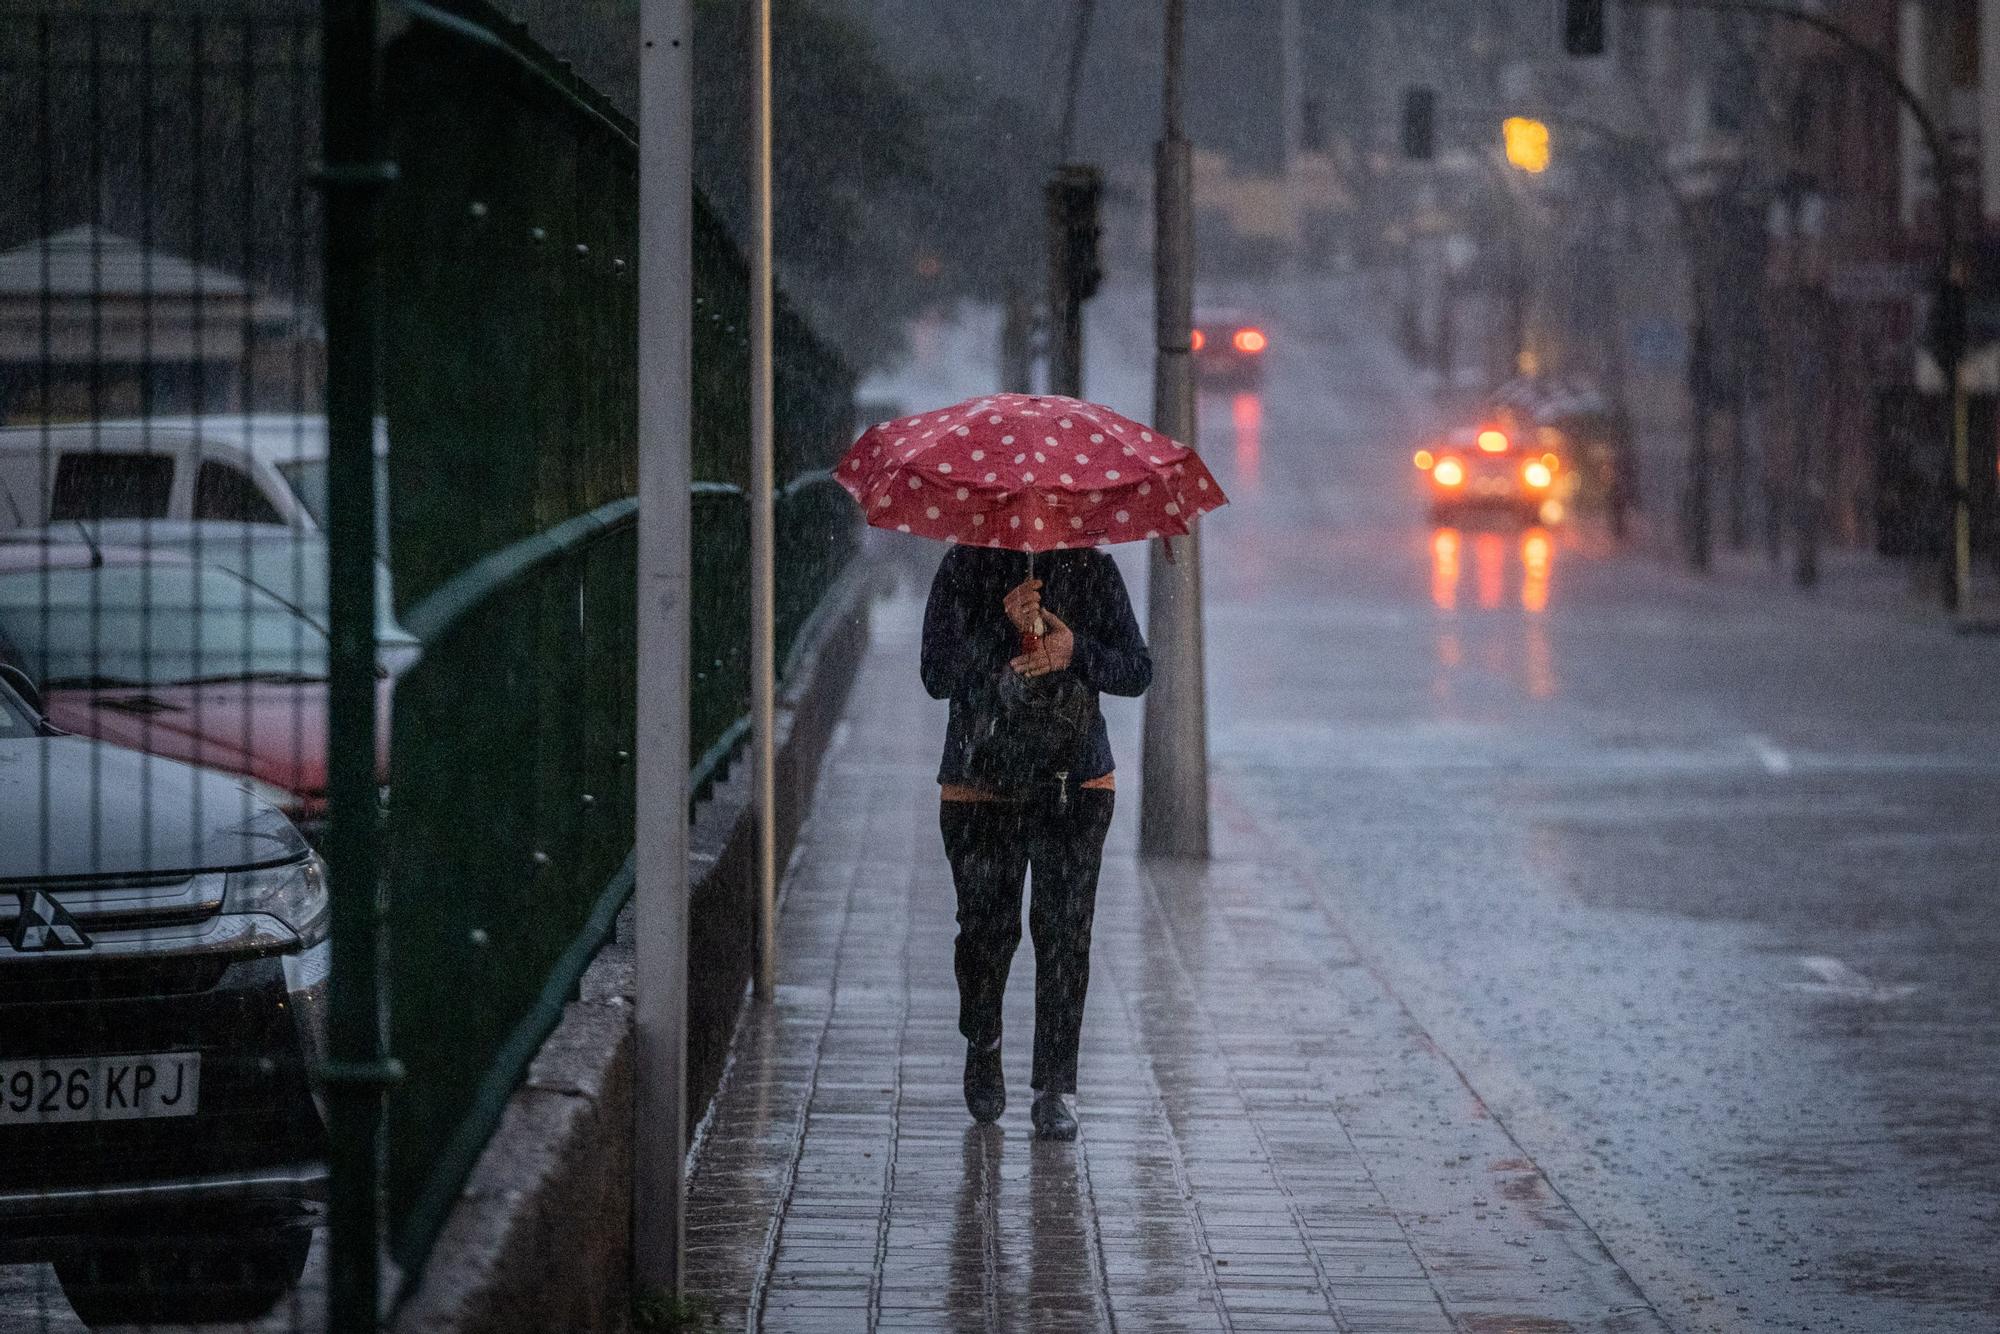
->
[10, 890, 90, 952]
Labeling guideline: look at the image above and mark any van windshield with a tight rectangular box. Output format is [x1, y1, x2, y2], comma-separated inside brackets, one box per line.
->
[276, 458, 390, 553]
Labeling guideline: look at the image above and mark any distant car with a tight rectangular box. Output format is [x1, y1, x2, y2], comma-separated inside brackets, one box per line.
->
[0, 663, 326, 1326]
[0, 542, 392, 843]
[1192, 309, 1270, 389]
[1414, 425, 1570, 526]
[0, 414, 386, 546]
[5, 519, 420, 675]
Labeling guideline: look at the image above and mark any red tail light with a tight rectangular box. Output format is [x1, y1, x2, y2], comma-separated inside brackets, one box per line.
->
[1232, 327, 1268, 354]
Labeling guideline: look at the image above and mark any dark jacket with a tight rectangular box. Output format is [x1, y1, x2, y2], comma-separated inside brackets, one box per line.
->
[920, 546, 1152, 786]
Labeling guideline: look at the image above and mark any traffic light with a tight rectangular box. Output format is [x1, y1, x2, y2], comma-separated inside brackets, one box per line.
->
[1047, 163, 1104, 302]
[1402, 87, 1436, 161]
[1503, 116, 1551, 174]
[1565, 0, 1606, 56]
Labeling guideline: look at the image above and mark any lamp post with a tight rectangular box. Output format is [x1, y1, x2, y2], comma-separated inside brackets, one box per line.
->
[1139, 0, 1210, 859]
[635, 0, 693, 1295]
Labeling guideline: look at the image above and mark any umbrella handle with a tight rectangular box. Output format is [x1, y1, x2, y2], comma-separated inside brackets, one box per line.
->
[1025, 549, 1045, 644]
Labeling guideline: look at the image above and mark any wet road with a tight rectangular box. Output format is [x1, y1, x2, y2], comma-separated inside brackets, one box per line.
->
[1091, 276, 2000, 1332]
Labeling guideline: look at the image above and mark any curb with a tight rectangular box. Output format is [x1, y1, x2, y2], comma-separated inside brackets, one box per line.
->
[391, 559, 877, 1334]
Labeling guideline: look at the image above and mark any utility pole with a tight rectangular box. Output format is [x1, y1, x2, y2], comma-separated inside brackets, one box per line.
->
[1687, 320, 1715, 571]
[635, 0, 693, 1296]
[1279, 0, 1302, 270]
[1047, 0, 1100, 400]
[1045, 164, 1103, 398]
[999, 280, 1034, 394]
[1140, 0, 1210, 859]
[748, 0, 777, 998]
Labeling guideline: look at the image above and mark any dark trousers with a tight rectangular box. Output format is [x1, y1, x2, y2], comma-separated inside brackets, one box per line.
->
[940, 789, 1114, 1095]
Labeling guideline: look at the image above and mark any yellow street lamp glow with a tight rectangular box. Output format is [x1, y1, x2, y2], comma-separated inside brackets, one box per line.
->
[1503, 117, 1551, 174]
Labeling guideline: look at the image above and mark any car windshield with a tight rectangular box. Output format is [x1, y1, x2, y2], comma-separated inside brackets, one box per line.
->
[0, 563, 329, 688]
[276, 456, 390, 553]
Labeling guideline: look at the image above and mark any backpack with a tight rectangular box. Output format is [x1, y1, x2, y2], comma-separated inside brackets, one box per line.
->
[961, 667, 1095, 802]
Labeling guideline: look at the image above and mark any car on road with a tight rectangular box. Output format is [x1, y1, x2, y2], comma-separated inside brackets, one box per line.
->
[1192, 309, 1270, 390]
[0, 663, 326, 1326]
[0, 542, 392, 843]
[1415, 425, 1569, 526]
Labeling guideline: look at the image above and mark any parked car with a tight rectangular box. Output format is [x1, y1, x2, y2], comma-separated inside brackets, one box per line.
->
[0, 542, 392, 843]
[0, 663, 326, 1325]
[1192, 308, 1270, 390]
[0, 414, 386, 546]
[5, 519, 420, 675]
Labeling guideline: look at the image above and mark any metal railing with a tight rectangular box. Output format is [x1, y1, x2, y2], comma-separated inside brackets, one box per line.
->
[0, 1, 855, 1327]
[359, 0, 856, 1306]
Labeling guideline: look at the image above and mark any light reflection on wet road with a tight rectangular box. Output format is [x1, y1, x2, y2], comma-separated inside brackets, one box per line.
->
[1180, 275, 2000, 1333]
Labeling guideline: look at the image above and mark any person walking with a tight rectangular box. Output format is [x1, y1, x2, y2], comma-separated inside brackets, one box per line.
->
[921, 545, 1151, 1140]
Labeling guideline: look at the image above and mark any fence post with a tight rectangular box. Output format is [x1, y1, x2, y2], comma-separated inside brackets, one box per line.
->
[635, 0, 692, 1296]
[321, 0, 397, 1327]
[750, 0, 778, 1000]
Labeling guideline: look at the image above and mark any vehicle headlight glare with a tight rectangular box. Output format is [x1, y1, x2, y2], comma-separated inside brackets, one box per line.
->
[224, 855, 330, 947]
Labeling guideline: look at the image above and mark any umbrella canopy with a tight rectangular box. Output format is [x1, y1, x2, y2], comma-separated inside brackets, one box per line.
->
[836, 392, 1225, 552]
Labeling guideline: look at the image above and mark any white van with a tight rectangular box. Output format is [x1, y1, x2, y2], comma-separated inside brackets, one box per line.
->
[0, 414, 384, 539]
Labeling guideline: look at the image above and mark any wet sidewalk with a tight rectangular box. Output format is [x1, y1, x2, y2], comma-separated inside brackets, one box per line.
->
[682, 588, 1667, 1333]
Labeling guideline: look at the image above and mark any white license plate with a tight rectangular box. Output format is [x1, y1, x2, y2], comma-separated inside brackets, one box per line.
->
[0, 1053, 201, 1125]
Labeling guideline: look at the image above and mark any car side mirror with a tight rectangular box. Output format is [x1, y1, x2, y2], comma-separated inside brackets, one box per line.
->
[0, 663, 45, 718]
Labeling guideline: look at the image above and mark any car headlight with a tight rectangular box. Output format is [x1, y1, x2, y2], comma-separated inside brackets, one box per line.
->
[224, 855, 329, 947]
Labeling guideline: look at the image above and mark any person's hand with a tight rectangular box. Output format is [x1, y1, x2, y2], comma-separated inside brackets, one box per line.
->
[1002, 578, 1043, 636]
[1011, 609, 1075, 679]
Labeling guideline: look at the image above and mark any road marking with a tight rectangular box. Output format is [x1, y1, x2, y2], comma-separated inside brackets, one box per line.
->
[1789, 956, 1917, 1003]
[1746, 735, 1793, 775]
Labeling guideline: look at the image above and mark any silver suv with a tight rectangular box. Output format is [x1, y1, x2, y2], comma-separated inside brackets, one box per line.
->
[0, 665, 328, 1326]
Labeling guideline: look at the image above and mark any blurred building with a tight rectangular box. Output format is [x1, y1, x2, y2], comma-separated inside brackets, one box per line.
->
[1366, 0, 1996, 572]
[0, 226, 313, 424]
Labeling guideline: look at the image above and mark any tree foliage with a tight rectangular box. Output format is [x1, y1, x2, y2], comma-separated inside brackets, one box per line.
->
[694, 0, 1049, 371]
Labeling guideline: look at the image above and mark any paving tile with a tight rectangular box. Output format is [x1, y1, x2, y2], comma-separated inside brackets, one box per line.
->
[682, 594, 1666, 1332]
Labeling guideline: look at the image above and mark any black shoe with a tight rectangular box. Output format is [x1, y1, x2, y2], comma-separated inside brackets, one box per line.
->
[964, 1042, 1005, 1124]
[1031, 1091, 1077, 1141]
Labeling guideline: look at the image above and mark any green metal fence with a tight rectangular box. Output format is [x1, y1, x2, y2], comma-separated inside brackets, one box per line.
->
[350, 0, 855, 1300]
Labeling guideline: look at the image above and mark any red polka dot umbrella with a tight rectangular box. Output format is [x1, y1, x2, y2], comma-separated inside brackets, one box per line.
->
[834, 392, 1226, 553]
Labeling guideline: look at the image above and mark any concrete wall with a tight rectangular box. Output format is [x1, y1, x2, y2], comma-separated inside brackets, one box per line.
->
[392, 563, 875, 1334]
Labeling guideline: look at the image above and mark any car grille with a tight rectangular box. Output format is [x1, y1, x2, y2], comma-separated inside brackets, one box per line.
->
[0, 955, 228, 1005]
[0, 872, 223, 937]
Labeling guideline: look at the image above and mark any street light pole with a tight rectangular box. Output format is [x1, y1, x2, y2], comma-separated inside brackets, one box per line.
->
[635, 0, 693, 1296]
[1139, 0, 1210, 859]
